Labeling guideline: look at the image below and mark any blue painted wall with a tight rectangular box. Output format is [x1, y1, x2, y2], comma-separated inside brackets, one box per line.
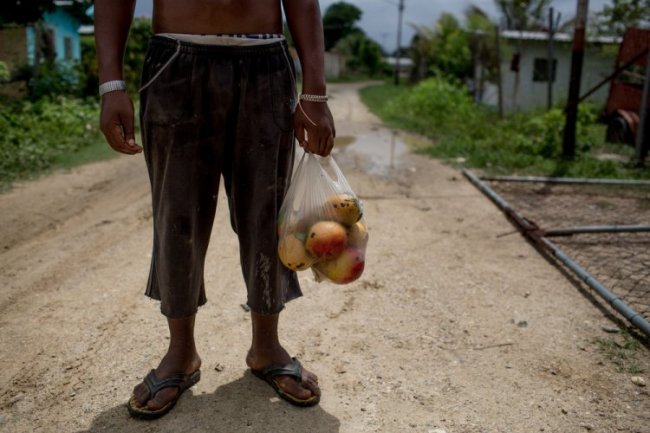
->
[26, 8, 81, 65]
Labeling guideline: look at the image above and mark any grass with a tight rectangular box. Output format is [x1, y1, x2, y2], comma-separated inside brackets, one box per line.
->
[594, 329, 646, 374]
[50, 137, 118, 170]
[359, 82, 650, 180]
[0, 97, 124, 191]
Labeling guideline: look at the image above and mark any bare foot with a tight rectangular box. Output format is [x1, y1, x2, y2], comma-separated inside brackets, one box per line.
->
[246, 347, 320, 402]
[132, 351, 202, 410]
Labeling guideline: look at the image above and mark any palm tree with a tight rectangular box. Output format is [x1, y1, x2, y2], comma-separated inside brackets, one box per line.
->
[494, 0, 552, 30]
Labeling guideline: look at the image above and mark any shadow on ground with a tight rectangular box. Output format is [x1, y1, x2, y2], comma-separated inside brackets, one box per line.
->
[76, 371, 340, 433]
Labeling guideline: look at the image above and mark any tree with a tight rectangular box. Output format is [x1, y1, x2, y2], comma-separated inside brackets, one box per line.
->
[322, 1, 363, 51]
[494, 0, 551, 30]
[0, 0, 55, 26]
[465, 6, 500, 86]
[409, 14, 472, 82]
[596, 0, 650, 36]
[334, 33, 386, 77]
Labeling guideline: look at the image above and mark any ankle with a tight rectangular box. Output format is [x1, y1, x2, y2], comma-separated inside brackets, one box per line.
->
[159, 349, 201, 370]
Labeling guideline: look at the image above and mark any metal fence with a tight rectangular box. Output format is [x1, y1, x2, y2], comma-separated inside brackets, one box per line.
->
[464, 171, 650, 336]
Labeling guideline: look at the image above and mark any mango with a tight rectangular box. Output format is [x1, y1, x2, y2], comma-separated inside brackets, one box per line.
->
[314, 247, 365, 284]
[325, 194, 363, 226]
[278, 233, 316, 271]
[305, 221, 347, 260]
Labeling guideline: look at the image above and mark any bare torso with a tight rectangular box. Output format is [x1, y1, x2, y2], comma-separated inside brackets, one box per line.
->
[153, 0, 283, 34]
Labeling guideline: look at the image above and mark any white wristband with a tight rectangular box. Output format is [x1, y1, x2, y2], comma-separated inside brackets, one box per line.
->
[299, 93, 328, 103]
[99, 80, 127, 97]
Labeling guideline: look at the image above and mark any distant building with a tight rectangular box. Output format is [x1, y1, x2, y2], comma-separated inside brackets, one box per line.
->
[481, 30, 621, 112]
[0, 0, 83, 72]
[384, 56, 414, 80]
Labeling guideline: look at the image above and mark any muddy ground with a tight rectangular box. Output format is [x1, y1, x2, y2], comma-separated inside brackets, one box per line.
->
[0, 82, 648, 433]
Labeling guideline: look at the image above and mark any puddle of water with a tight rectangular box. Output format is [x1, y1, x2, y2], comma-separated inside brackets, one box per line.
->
[339, 130, 409, 176]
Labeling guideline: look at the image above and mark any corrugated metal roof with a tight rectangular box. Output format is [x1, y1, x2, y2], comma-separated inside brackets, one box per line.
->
[500, 30, 621, 45]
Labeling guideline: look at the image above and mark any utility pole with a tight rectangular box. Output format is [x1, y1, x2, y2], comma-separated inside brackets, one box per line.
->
[547, 7, 555, 110]
[562, 0, 589, 159]
[394, 0, 405, 86]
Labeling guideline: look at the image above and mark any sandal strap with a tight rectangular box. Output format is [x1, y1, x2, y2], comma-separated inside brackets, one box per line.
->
[143, 370, 191, 398]
[260, 357, 303, 382]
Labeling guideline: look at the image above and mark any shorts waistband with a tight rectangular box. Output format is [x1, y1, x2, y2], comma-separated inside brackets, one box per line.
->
[149, 34, 288, 56]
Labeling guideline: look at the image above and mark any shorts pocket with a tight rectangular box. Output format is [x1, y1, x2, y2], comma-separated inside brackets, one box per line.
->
[270, 49, 297, 132]
[140, 48, 197, 127]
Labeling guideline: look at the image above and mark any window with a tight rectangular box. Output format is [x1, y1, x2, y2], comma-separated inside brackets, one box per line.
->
[533, 58, 556, 82]
[64, 36, 73, 61]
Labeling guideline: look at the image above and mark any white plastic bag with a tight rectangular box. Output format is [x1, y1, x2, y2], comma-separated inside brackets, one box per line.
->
[278, 152, 368, 284]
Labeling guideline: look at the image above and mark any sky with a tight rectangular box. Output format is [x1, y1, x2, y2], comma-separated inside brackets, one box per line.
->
[133, 0, 611, 52]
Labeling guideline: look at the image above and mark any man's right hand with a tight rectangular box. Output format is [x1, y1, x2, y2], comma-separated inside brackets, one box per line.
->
[99, 91, 142, 155]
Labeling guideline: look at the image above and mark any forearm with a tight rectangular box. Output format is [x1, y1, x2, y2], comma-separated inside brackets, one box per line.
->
[282, 0, 326, 95]
[94, 0, 136, 83]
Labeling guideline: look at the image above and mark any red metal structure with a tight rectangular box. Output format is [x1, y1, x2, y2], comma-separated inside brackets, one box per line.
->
[605, 28, 650, 144]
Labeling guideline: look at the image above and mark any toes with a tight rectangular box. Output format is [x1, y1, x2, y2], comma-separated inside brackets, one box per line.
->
[133, 383, 150, 407]
[146, 387, 178, 411]
[132, 381, 178, 410]
[302, 376, 321, 397]
[274, 370, 321, 401]
[276, 376, 313, 400]
[305, 370, 319, 384]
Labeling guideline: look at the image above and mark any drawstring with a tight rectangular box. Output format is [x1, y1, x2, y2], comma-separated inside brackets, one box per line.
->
[138, 39, 182, 93]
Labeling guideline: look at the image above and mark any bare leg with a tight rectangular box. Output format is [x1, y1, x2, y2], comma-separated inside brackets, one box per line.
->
[246, 312, 320, 401]
[133, 315, 202, 410]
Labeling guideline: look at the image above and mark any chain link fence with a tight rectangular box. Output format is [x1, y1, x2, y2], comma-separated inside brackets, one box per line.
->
[484, 179, 650, 325]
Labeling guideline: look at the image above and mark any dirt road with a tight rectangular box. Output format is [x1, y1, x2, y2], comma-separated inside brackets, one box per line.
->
[0, 83, 648, 433]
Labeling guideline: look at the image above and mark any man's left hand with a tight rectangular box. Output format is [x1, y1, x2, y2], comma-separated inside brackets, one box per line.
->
[293, 101, 336, 157]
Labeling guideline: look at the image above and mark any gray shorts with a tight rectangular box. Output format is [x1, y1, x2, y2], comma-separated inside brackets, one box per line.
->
[139, 35, 302, 318]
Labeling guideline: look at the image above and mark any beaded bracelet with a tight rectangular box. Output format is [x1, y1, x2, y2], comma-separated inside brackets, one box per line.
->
[299, 93, 328, 103]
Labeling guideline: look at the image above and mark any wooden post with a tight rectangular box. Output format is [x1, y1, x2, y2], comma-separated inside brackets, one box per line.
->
[495, 26, 504, 118]
[547, 7, 555, 110]
[562, 0, 589, 159]
[635, 49, 650, 166]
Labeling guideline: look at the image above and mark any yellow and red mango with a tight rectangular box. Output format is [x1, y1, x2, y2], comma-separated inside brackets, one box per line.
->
[305, 221, 347, 260]
[314, 247, 365, 284]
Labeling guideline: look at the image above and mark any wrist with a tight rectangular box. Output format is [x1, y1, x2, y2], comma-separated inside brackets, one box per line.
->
[299, 93, 328, 103]
[301, 79, 326, 95]
[99, 80, 127, 97]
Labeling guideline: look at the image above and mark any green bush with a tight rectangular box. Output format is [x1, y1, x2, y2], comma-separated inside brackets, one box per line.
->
[384, 77, 477, 134]
[0, 61, 9, 83]
[0, 97, 104, 186]
[360, 80, 649, 179]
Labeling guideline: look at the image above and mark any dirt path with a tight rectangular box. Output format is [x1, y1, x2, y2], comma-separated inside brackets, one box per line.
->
[0, 83, 648, 433]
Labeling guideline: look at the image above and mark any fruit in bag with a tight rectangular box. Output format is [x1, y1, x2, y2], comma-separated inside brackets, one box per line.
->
[305, 221, 347, 259]
[278, 233, 317, 271]
[314, 247, 365, 284]
[346, 221, 368, 248]
[325, 194, 363, 226]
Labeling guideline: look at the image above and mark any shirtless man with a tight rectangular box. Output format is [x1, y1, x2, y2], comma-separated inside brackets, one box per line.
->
[95, 0, 335, 419]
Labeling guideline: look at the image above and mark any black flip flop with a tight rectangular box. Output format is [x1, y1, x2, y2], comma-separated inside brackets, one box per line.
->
[251, 357, 320, 407]
[127, 369, 201, 420]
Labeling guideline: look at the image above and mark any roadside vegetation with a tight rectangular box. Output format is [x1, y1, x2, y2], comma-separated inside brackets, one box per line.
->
[0, 97, 110, 190]
[361, 80, 649, 179]
[594, 329, 646, 374]
[0, 6, 151, 189]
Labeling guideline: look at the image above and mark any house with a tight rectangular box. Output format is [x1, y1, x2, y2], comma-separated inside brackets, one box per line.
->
[0, 0, 84, 73]
[481, 30, 621, 112]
